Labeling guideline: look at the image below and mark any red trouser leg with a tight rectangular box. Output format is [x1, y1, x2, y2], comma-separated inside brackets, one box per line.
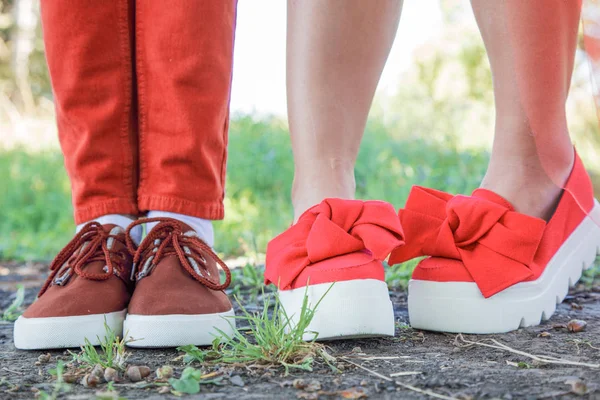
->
[135, 0, 237, 220]
[40, 0, 138, 224]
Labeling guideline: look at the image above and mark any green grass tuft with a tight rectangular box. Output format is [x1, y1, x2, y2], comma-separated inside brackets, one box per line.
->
[38, 360, 70, 400]
[68, 321, 130, 371]
[2, 284, 25, 321]
[177, 286, 335, 376]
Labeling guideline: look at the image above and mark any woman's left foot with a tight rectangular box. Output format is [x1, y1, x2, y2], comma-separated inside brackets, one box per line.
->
[123, 218, 235, 347]
[391, 150, 600, 333]
[265, 199, 404, 340]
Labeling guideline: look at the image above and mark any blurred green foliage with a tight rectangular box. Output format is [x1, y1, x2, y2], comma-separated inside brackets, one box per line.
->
[0, 115, 489, 261]
[2, 0, 600, 298]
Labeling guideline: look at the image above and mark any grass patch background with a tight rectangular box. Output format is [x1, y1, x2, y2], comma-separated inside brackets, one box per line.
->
[0, 115, 489, 262]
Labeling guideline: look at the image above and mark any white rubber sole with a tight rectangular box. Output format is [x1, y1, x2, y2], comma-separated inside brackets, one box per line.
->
[279, 279, 395, 341]
[124, 309, 236, 348]
[408, 200, 600, 334]
[13, 309, 126, 350]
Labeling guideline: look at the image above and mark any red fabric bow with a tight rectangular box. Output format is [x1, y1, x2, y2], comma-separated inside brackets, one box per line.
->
[389, 187, 546, 298]
[265, 199, 405, 290]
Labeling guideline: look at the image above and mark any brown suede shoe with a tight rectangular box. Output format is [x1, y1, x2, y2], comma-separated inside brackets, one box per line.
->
[123, 218, 235, 347]
[14, 223, 133, 349]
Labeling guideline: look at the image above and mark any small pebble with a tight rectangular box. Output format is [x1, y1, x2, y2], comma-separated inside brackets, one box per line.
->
[292, 379, 306, 389]
[305, 380, 321, 392]
[567, 319, 587, 333]
[62, 373, 78, 384]
[229, 375, 245, 387]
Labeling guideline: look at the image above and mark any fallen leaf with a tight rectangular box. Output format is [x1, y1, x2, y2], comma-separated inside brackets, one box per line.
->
[200, 371, 222, 379]
[538, 332, 551, 338]
[340, 387, 369, 399]
[156, 365, 174, 380]
[157, 386, 170, 394]
[296, 392, 319, 400]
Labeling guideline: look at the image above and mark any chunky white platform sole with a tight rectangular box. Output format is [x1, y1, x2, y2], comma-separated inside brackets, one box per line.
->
[13, 309, 126, 350]
[408, 201, 600, 334]
[124, 309, 236, 348]
[279, 279, 395, 341]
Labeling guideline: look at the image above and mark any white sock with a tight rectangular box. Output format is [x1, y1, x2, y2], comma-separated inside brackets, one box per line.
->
[146, 211, 214, 248]
[76, 214, 142, 244]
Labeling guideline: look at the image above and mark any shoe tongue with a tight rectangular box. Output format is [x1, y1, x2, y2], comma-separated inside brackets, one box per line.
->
[471, 188, 515, 211]
[176, 221, 196, 235]
[74, 224, 124, 275]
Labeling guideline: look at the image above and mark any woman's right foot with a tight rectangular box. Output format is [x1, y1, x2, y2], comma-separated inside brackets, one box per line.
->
[391, 150, 600, 333]
[14, 223, 134, 350]
[265, 199, 404, 340]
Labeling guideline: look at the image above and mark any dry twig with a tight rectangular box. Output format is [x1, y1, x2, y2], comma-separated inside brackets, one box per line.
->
[341, 357, 455, 400]
[455, 334, 600, 369]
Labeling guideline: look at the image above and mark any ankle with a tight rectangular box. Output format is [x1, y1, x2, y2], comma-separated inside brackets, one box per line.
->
[481, 153, 573, 220]
[146, 211, 214, 247]
[292, 165, 356, 222]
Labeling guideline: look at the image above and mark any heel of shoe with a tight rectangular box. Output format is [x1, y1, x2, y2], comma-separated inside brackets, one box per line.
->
[279, 279, 395, 341]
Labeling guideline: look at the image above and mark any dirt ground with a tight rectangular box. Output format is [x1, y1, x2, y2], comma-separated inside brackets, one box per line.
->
[1, 262, 600, 400]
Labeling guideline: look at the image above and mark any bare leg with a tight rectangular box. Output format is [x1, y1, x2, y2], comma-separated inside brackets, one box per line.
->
[287, 0, 402, 221]
[472, 0, 581, 220]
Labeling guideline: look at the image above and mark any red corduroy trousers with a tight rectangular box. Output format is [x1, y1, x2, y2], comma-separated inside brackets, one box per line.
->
[40, 0, 237, 224]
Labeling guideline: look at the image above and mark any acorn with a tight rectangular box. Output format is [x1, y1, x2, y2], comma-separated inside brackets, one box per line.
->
[81, 373, 100, 387]
[104, 367, 118, 383]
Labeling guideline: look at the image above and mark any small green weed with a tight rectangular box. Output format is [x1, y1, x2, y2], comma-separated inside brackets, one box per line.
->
[69, 321, 129, 371]
[168, 367, 223, 395]
[581, 257, 600, 289]
[38, 361, 70, 400]
[385, 259, 423, 289]
[177, 343, 220, 364]
[2, 284, 25, 321]
[94, 381, 127, 400]
[230, 264, 268, 300]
